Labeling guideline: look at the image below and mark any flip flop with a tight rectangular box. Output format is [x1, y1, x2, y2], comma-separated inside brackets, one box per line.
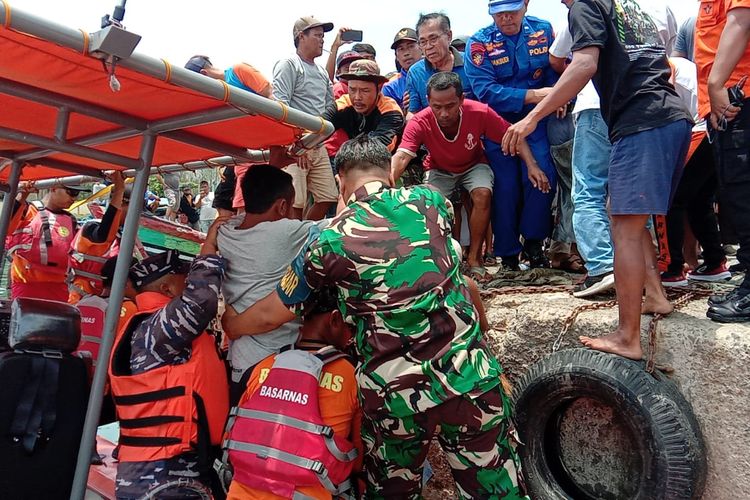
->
[468, 265, 490, 281]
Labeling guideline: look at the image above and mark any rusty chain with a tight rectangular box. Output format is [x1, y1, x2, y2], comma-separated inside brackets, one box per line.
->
[553, 300, 619, 352]
[645, 288, 715, 373]
[479, 284, 572, 297]
[480, 282, 724, 362]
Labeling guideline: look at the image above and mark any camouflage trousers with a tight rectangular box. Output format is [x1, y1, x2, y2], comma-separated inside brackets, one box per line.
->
[361, 386, 527, 499]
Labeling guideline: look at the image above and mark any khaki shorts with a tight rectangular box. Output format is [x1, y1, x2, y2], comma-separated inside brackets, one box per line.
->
[282, 145, 338, 209]
[424, 163, 494, 199]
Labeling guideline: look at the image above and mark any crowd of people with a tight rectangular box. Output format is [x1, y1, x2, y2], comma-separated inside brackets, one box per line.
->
[2, 0, 749, 498]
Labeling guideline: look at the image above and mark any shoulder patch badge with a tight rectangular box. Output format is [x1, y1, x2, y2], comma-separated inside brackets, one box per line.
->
[470, 42, 485, 66]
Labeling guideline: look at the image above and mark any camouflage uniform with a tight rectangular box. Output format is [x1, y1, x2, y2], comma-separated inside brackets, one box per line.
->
[277, 181, 525, 498]
[116, 254, 225, 500]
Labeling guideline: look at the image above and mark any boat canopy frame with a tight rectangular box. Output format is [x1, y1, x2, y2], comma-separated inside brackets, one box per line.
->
[0, 3, 334, 499]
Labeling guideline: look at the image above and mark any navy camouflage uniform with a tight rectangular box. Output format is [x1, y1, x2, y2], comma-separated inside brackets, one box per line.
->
[115, 254, 225, 499]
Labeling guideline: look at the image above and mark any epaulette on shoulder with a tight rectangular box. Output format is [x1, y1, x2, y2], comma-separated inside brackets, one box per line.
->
[525, 16, 553, 29]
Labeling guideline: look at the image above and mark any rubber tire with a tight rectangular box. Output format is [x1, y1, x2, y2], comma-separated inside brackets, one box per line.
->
[512, 348, 706, 500]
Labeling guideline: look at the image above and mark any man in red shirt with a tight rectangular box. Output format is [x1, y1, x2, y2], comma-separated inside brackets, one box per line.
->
[392, 71, 549, 276]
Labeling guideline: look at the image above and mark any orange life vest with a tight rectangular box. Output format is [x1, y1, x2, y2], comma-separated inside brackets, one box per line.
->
[68, 215, 147, 300]
[7, 206, 76, 285]
[108, 299, 229, 463]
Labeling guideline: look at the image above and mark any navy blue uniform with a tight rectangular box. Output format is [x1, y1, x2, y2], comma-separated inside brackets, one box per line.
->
[465, 17, 559, 258]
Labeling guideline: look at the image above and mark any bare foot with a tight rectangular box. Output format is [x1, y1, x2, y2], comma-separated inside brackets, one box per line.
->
[579, 331, 643, 360]
[641, 295, 674, 315]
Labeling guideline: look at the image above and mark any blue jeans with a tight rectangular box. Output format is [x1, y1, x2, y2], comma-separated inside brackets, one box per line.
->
[572, 109, 613, 277]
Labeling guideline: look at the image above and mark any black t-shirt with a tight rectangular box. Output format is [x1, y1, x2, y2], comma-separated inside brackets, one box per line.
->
[179, 195, 199, 223]
[569, 0, 691, 141]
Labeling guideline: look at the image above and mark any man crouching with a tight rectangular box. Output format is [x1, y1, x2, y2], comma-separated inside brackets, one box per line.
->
[108, 219, 229, 499]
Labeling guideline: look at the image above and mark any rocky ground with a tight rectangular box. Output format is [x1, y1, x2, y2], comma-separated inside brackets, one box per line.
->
[422, 265, 749, 498]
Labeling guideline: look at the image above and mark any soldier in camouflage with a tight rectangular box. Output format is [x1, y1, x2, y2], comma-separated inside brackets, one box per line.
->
[223, 136, 527, 499]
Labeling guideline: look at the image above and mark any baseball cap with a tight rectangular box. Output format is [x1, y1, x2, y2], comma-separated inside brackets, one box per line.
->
[339, 59, 389, 84]
[336, 50, 364, 70]
[488, 0, 526, 14]
[293, 16, 334, 39]
[60, 185, 91, 196]
[391, 28, 418, 50]
[451, 36, 468, 49]
[129, 249, 190, 289]
[184, 55, 212, 73]
[303, 286, 339, 318]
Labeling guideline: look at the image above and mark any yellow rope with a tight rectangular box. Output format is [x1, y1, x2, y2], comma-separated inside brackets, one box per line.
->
[1, 0, 11, 28]
[78, 29, 89, 55]
[220, 80, 230, 102]
[161, 58, 172, 83]
[278, 101, 289, 123]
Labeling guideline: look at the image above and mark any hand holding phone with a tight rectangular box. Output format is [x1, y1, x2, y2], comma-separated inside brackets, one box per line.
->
[341, 30, 363, 42]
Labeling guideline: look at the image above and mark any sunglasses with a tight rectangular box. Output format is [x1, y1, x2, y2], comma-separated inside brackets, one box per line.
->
[64, 188, 82, 198]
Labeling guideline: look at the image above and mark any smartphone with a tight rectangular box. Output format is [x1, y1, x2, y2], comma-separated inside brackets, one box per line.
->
[342, 30, 363, 42]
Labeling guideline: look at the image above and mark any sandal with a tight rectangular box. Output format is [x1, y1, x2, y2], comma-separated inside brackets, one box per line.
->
[551, 253, 586, 273]
[467, 265, 490, 282]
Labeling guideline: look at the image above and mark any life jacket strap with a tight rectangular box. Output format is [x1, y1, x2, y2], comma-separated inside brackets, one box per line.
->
[70, 251, 108, 265]
[224, 439, 352, 495]
[38, 210, 52, 266]
[113, 385, 186, 405]
[230, 407, 334, 438]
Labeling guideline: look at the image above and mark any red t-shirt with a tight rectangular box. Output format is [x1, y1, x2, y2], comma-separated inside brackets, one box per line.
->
[399, 99, 509, 174]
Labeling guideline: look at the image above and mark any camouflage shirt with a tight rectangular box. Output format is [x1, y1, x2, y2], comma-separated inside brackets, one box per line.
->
[278, 181, 501, 418]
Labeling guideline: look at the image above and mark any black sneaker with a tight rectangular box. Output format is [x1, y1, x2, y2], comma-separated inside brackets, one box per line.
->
[573, 272, 615, 298]
[523, 240, 550, 269]
[707, 288, 750, 323]
[501, 255, 520, 272]
[729, 262, 747, 273]
[708, 288, 741, 307]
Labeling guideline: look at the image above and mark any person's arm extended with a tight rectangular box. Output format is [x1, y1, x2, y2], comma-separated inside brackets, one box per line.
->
[390, 150, 414, 185]
[84, 172, 126, 244]
[368, 109, 404, 149]
[142, 254, 225, 363]
[272, 59, 295, 106]
[222, 291, 295, 339]
[326, 28, 352, 81]
[465, 276, 489, 333]
[502, 46, 599, 155]
[708, 7, 750, 127]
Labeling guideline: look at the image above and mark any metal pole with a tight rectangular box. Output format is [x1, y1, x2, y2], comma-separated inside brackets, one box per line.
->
[0, 161, 23, 255]
[0, 5, 334, 140]
[18, 153, 269, 191]
[69, 134, 155, 500]
[0, 127, 141, 169]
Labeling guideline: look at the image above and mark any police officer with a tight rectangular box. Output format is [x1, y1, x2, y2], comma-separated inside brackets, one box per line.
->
[465, 0, 559, 270]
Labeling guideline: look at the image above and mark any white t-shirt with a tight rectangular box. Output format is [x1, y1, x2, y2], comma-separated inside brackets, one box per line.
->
[549, 25, 600, 114]
[670, 57, 705, 132]
[197, 191, 217, 220]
